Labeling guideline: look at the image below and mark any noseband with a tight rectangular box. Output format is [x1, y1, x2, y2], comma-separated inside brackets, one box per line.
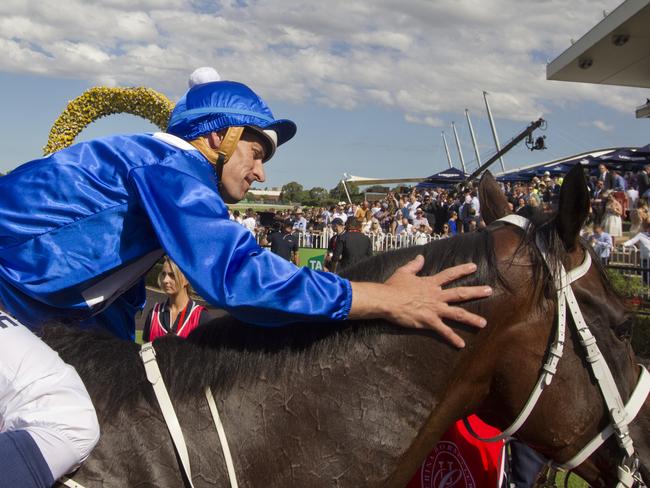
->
[464, 215, 650, 487]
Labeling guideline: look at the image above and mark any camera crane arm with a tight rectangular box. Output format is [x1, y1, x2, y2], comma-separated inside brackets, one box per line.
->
[463, 118, 546, 184]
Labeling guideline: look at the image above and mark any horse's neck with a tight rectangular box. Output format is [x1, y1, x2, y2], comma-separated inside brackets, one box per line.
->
[213, 325, 462, 486]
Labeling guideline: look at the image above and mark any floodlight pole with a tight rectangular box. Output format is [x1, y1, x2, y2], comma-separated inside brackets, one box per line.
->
[483, 91, 506, 172]
[442, 131, 453, 168]
[465, 109, 481, 169]
[451, 122, 467, 174]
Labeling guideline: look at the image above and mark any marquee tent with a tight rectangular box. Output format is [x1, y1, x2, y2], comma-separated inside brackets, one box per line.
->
[416, 167, 468, 189]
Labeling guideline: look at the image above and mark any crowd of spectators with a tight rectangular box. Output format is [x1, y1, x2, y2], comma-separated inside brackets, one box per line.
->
[226, 163, 650, 266]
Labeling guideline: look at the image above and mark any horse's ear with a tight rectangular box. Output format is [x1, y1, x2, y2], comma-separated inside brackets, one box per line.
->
[478, 171, 512, 225]
[556, 164, 590, 251]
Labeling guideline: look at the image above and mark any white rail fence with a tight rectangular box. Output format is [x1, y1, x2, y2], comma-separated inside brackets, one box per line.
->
[257, 231, 650, 296]
[607, 246, 650, 301]
[258, 230, 442, 252]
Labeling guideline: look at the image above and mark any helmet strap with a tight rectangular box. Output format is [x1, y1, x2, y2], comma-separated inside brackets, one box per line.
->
[216, 127, 245, 166]
[189, 126, 245, 182]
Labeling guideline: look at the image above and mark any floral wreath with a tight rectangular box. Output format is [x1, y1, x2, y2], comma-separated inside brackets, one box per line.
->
[44, 86, 174, 155]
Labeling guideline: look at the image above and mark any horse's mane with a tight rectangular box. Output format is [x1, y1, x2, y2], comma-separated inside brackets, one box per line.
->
[43, 213, 600, 406]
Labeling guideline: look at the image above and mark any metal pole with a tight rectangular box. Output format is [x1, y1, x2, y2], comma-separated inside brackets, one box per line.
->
[465, 109, 481, 169]
[451, 122, 466, 174]
[442, 131, 453, 168]
[483, 91, 506, 172]
[341, 179, 352, 204]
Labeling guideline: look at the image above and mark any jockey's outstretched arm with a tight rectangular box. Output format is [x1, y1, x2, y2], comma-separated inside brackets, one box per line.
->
[0, 312, 99, 487]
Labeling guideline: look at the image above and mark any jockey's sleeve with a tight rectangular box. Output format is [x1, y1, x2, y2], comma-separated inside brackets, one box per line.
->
[128, 164, 352, 326]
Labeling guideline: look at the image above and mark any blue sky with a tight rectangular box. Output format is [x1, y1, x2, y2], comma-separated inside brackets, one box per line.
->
[0, 0, 647, 190]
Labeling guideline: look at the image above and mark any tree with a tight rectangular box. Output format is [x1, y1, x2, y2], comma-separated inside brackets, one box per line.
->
[329, 181, 361, 203]
[301, 186, 330, 207]
[365, 185, 389, 194]
[280, 181, 304, 203]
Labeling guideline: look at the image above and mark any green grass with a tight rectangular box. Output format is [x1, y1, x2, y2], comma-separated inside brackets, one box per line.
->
[228, 202, 294, 211]
[555, 471, 588, 487]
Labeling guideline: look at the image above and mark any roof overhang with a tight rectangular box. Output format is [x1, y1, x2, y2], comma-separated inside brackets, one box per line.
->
[547, 0, 650, 89]
[342, 174, 426, 186]
[637, 99, 650, 118]
[497, 148, 619, 176]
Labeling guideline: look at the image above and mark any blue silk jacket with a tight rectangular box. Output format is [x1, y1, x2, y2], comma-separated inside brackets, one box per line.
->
[0, 133, 351, 339]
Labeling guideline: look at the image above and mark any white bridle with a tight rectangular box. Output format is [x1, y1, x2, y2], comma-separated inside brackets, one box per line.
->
[464, 214, 650, 488]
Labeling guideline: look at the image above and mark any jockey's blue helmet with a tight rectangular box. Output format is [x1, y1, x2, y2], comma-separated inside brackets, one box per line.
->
[167, 80, 297, 163]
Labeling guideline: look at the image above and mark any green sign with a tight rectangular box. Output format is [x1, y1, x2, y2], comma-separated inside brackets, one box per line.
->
[298, 248, 327, 271]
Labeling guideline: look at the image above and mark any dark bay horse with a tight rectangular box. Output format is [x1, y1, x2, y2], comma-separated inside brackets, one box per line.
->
[45, 166, 649, 487]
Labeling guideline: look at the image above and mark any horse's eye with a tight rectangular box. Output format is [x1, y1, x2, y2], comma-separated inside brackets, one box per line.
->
[613, 319, 634, 341]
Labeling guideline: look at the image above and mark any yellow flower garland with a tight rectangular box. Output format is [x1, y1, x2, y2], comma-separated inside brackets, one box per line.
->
[44, 86, 174, 155]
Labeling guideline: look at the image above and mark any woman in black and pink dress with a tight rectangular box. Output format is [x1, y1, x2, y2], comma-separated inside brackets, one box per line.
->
[143, 256, 210, 342]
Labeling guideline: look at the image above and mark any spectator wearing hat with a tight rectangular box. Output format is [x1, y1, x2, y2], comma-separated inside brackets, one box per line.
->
[293, 208, 308, 233]
[331, 204, 348, 224]
[412, 208, 431, 232]
[331, 217, 373, 272]
[261, 220, 299, 265]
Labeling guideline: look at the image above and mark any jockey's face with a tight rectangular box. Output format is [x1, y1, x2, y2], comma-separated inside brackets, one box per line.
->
[215, 131, 267, 204]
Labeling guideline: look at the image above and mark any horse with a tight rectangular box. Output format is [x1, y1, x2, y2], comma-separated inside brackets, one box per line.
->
[44, 165, 649, 487]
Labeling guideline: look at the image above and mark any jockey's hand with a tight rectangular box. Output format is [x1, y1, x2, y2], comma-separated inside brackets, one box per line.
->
[349, 255, 491, 348]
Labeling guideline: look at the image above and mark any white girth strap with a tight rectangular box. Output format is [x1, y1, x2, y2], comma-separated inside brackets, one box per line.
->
[205, 387, 239, 488]
[140, 342, 196, 488]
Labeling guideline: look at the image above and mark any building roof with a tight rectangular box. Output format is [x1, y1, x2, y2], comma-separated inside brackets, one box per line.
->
[547, 0, 650, 89]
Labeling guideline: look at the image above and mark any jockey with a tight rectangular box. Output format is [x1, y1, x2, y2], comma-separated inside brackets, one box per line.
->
[0, 72, 491, 343]
[0, 69, 492, 486]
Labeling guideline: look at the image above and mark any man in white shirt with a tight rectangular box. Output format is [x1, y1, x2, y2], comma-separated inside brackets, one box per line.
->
[331, 204, 348, 223]
[622, 221, 650, 284]
[405, 193, 421, 220]
[242, 208, 257, 234]
[412, 208, 431, 232]
[589, 224, 613, 266]
[293, 208, 308, 232]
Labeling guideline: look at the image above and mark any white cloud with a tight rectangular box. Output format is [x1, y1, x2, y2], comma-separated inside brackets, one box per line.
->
[0, 0, 643, 125]
[579, 120, 615, 132]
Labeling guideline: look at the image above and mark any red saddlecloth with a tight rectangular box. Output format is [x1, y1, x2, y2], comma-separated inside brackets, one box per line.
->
[407, 415, 505, 488]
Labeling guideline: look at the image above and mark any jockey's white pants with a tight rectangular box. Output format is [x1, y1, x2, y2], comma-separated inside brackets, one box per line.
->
[0, 311, 100, 480]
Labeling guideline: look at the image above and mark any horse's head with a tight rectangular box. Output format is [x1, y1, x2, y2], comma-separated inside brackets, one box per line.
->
[477, 167, 649, 487]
